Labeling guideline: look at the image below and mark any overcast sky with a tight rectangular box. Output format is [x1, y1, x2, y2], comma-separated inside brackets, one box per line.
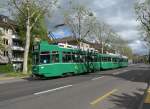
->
[49, 0, 149, 55]
[0, 0, 149, 55]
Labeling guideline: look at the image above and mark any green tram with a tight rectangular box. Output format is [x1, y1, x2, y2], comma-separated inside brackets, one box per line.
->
[32, 41, 128, 78]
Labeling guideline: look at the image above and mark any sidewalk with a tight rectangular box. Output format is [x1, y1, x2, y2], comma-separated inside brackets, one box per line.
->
[0, 73, 29, 84]
[142, 86, 150, 109]
[0, 74, 15, 80]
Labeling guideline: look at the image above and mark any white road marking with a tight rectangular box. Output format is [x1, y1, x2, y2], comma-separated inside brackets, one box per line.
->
[92, 76, 104, 80]
[34, 85, 73, 95]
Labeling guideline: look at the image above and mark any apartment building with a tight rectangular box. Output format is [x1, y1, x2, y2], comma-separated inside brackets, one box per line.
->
[0, 15, 24, 70]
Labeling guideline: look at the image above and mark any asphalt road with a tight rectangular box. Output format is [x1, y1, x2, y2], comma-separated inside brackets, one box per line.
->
[0, 64, 150, 109]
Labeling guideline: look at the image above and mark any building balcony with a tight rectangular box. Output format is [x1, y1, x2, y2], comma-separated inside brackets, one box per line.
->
[11, 57, 23, 62]
[11, 46, 24, 51]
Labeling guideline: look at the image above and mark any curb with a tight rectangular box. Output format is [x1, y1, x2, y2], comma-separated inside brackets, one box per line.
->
[0, 76, 29, 81]
[0, 77, 15, 81]
[138, 82, 150, 109]
[0, 76, 30, 85]
[138, 83, 149, 109]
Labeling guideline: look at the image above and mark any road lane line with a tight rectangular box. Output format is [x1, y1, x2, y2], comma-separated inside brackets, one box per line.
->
[34, 85, 73, 95]
[90, 89, 118, 106]
[92, 76, 104, 81]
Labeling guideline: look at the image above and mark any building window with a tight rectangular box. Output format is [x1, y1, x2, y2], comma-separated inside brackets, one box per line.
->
[6, 51, 8, 56]
[3, 18, 8, 22]
[6, 39, 8, 45]
[3, 51, 8, 56]
[3, 38, 8, 45]
[3, 38, 5, 44]
[3, 51, 5, 56]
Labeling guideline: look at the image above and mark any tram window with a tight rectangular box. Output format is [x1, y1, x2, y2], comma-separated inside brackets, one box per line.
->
[80, 55, 86, 62]
[68, 52, 72, 62]
[52, 51, 59, 63]
[116, 58, 118, 62]
[94, 55, 97, 62]
[72, 53, 76, 62]
[93, 55, 96, 62]
[101, 57, 104, 62]
[33, 53, 39, 64]
[102, 57, 108, 62]
[98, 57, 100, 62]
[112, 58, 115, 62]
[86, 55, 91, 62]
[95, 56, 98, 62]
[90, 55, 93, 62]
[79, 55, 83, 62]
[72, 53, 79, 63]
[98, 56, 101, 62]
[92, 55, 97, 62]
[40, 52, 50, 64]
[63, 52, 72, 63]
[113, 58, 118, 62]
[72, 53, 75, 62]
[108, 57, 111, 62]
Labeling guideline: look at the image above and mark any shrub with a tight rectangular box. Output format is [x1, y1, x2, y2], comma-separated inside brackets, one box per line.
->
[0, 64, 13, 73]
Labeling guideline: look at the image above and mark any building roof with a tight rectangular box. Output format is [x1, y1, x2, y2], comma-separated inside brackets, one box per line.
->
[0, 15, 17, 31]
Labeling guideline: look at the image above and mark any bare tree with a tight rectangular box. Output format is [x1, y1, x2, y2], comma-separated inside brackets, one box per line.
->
[91, 19, 132, 56]
[135, 0, 150, 44]
[63, 1, 95, 46]
[92, 20, 117, 53]
[10, 0, 57, 74]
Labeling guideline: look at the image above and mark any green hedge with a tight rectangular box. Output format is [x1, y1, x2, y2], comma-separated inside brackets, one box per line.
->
[0, 64, 13, 73]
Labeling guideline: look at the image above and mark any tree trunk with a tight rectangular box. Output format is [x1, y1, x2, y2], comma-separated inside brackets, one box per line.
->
[101, 41, 103, 54]
[23, 17, 31, 74]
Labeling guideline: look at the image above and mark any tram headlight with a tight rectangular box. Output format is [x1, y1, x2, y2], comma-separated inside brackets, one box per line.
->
[40, 66, 44, 69]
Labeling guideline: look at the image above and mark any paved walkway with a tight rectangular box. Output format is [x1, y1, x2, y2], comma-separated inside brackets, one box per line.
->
[0, 73, 28, 84]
